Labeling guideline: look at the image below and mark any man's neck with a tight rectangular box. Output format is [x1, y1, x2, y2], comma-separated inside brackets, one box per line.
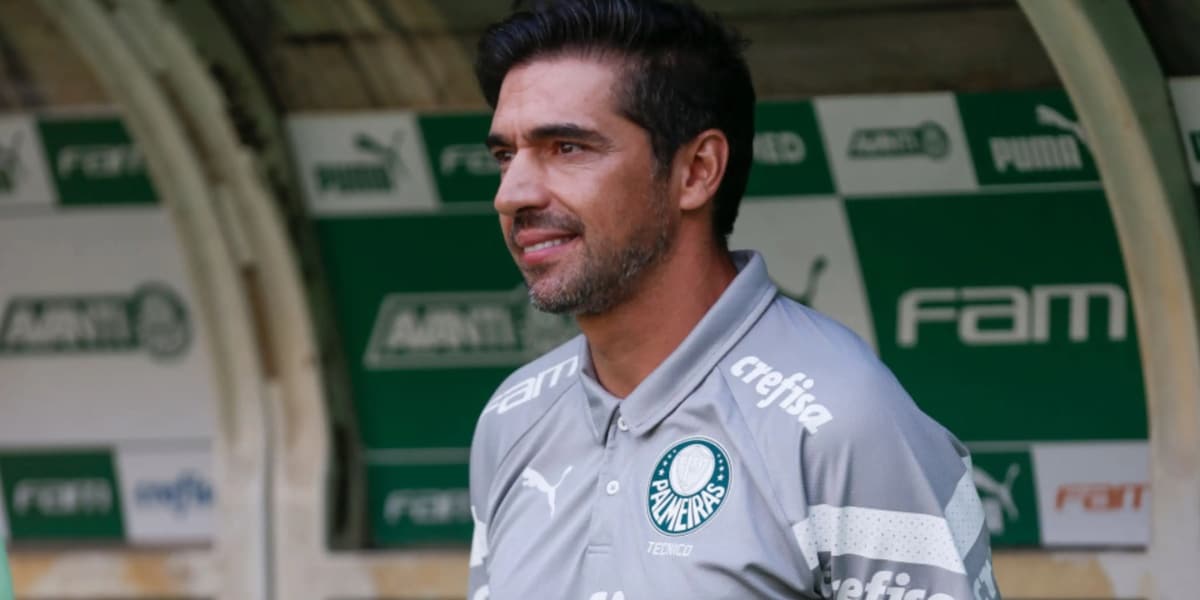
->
[578, 244, 738, 398]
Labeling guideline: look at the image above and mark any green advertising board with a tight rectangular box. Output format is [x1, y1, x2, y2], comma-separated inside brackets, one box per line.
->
[957, 89, 1099, 186]
[36, 116, 157, 207]
[845, 190, 1145, 442]
[312, 212, 576, 543]
[291, 87, 1158, 549]
[0, 450, 124, 541]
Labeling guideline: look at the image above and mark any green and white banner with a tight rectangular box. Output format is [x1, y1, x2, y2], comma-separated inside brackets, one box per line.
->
[0, 446, 214, 544]
[291, 81, 1193, 549]
[0, 113, 217, 544]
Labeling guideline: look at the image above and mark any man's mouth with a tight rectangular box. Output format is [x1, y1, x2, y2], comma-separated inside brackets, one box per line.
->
[510, 211, 583, 264]
[524, 237, 572, 253]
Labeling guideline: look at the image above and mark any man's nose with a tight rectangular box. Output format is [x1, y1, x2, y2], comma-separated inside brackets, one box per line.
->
[493, 153, 550, 216]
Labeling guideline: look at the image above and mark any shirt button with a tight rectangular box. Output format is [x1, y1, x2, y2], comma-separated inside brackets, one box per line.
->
[606, 480, 620, 495]
[617, 417, 629, 431]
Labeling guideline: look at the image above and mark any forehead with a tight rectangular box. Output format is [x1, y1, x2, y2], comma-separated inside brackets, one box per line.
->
[491, 55, 626, 135]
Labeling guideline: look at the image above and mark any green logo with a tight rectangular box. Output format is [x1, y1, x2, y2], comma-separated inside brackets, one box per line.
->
[0, 282, 191, 360]
[971, 451, 1040, 546]
[848, 122, 949, 160]
[37, 117, 157, 206]
[316, 132, 407, 195]
[0, 450, 125, 541]
[1190, 130, 1200, 162]
[647, 437, 730, 535]
[0, 131, 25, 194]
[363, 285, 576, 369]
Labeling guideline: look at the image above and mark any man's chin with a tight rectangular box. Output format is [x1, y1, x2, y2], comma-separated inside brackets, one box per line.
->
[525, 280, 574, 314]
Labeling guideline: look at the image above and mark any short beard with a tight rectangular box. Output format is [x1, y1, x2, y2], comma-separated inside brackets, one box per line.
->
[520, 188, 674, 316]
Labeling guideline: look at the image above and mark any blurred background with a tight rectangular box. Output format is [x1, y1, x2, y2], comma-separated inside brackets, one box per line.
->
[0, 0, 1198, 598]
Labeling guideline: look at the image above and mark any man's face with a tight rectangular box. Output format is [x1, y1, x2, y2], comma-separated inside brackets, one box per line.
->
[487, 55, 675, 315]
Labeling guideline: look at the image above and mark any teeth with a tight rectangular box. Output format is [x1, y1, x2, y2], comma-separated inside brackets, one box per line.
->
[525, 238, 569, 252]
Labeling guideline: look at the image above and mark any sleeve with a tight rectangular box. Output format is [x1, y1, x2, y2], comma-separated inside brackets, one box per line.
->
[467, 416, 493, 600]
[797, 370, 1002, 600]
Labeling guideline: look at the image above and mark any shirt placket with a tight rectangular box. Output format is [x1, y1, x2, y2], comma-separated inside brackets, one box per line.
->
[583, 409, 631, 596]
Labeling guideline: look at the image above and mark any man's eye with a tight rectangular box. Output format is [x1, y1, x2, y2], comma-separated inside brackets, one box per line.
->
[492, 149, 513, 164]
[557, 142, 583, 154]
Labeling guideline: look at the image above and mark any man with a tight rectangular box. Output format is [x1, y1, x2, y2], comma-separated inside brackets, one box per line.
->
[468, 1, 1000, 599]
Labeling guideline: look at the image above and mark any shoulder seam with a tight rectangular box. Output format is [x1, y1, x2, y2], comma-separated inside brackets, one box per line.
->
[716, 366, 804, 526]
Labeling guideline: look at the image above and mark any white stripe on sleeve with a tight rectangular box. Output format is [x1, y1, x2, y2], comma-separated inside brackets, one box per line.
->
[792, 501, 978, 574]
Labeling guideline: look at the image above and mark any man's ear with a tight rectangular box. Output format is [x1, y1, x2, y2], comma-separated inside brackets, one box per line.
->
[675, 129, 729, 212]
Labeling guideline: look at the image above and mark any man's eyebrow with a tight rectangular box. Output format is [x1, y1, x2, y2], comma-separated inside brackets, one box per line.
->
[485, 132, 512, 149]
[528, 123, 611, 147]
[485, 123, 612, 149]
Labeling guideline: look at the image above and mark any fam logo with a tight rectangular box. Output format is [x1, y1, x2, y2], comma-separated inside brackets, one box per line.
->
[14, 477, 113, 516]
[57, 142, 145, 180]
[440, 143, 499, 177]
[364, 285, 577, 370]
[848, 121, 950, 160]
[647, 437, 729, 536]
[898, 283, 1128, 347]
[989, 104, 1090, 174]
[315, 131, 408, 196]
[0, 131, 25, 194]
[383, 488, 471, 526]
[0, 282, 191, 361]
[1056, 481, 1148, 513]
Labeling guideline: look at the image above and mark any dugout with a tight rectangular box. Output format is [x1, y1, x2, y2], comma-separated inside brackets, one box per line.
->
[0, 1, 1197, 598]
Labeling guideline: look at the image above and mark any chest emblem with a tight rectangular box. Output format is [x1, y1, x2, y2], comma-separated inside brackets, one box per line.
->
[647, 437, 730, 535]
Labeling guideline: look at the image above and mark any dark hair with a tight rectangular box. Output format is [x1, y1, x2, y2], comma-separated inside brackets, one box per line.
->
[475, 0, 755, 245]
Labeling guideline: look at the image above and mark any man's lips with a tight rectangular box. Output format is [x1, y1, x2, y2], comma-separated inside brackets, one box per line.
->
[511, 229, 579, 264]
[524, 237, 573, 253]
[512, 229, 578, 252]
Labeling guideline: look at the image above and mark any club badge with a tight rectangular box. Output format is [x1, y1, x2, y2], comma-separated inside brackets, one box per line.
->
[647, 437, 729, 535]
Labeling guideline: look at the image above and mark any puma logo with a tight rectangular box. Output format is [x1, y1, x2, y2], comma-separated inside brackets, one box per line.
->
[1035, 104, 1090, 148]
[974, 463, 1020, 535]
[520, 465, 573, 517]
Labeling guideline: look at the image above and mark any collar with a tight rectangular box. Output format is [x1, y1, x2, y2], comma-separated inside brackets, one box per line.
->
[579, 250, 778, 442]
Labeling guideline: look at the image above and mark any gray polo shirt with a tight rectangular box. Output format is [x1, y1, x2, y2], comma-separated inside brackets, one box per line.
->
[468, 251, 1000, 600]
